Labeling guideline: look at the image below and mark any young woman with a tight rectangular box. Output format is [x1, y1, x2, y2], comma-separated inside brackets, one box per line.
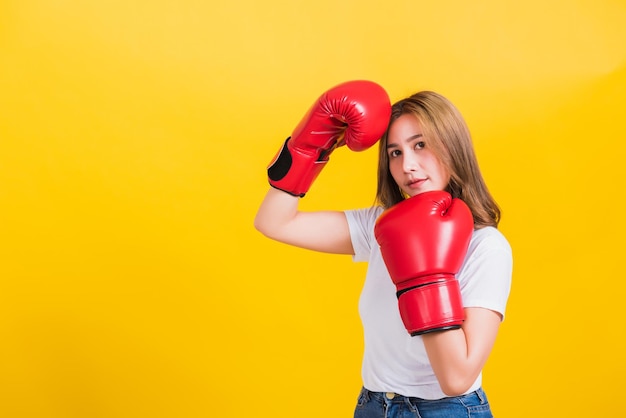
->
[255, 81, 513, 418]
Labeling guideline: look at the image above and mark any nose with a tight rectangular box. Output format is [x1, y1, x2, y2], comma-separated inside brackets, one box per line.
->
[402, 152, 419, 173]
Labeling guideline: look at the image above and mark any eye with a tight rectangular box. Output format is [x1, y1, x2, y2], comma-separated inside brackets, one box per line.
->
[415, 141, 426, 150]
[389, 149, 401, 158]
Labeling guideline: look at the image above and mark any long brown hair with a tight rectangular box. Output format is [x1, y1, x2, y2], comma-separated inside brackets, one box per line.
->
[375, 91, 501, 229]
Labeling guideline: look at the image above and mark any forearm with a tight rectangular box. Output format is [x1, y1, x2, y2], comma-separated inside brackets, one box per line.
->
[422, 328, 480, 396]
[422, 307, 501, 396]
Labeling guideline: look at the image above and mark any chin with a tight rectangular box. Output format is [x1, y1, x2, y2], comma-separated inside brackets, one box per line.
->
[405, 187, 442, 197]
[403, 190, 421, 198]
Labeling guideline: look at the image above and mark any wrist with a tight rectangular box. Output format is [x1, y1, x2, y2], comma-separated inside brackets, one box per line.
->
[267, 138, 328, 197]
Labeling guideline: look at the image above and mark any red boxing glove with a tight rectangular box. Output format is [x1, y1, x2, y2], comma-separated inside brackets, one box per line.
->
[267, 80, 391, 197]
[374, 191, 474, 336]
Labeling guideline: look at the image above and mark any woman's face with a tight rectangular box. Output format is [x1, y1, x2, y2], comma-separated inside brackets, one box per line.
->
[386, 114, 450, 197]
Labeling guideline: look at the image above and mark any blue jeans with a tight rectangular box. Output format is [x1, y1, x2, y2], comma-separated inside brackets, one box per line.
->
[354, 387, 493, 418]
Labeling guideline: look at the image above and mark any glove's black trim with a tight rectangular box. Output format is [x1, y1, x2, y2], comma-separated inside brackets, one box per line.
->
[268, 183, 305, 198]
[267, 137, 292, 182]
[396, 283, 429, 299]
[410, 324, 461, 336]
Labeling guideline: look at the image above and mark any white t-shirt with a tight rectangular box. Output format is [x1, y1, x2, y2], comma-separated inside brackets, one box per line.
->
[345, 206, 513, 400]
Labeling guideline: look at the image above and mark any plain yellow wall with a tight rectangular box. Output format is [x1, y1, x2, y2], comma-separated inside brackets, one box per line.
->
[1, 1, 625, 417]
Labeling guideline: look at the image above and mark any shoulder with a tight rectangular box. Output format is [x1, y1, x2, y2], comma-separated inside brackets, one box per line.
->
[469, 227, 512, 257]
[345, 206, 385, 260]
[459, 227, 513, 317]
[461, 226, 513, 285]
[345, 206, 385, 228]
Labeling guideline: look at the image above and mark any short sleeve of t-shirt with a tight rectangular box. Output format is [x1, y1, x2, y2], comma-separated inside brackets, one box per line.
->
[457, 227, 513, 320]
[345, 206, 384, 263]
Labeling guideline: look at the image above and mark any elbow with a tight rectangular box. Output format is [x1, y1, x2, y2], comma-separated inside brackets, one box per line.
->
[253, 215, 262, 233]
[253, 214, 278, 240]
[438, 377, 476, 397]
[253, 215, 269, 237]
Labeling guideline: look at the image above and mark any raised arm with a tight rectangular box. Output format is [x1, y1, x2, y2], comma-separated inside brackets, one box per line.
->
[254, 80, 391, 254]
[254, 187, 354, 254]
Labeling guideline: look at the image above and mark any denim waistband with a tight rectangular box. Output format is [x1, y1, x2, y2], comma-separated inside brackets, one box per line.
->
[361, 386, 487, 404]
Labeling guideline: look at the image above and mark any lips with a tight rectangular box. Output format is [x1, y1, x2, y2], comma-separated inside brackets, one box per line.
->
[407, 178, 426, 188]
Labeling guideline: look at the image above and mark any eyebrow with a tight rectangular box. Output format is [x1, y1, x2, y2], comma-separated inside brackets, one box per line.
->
[386, 134, 423, 149]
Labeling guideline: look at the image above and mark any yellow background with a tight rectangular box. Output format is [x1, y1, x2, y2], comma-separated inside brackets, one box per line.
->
[1, 1, 625, 417]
